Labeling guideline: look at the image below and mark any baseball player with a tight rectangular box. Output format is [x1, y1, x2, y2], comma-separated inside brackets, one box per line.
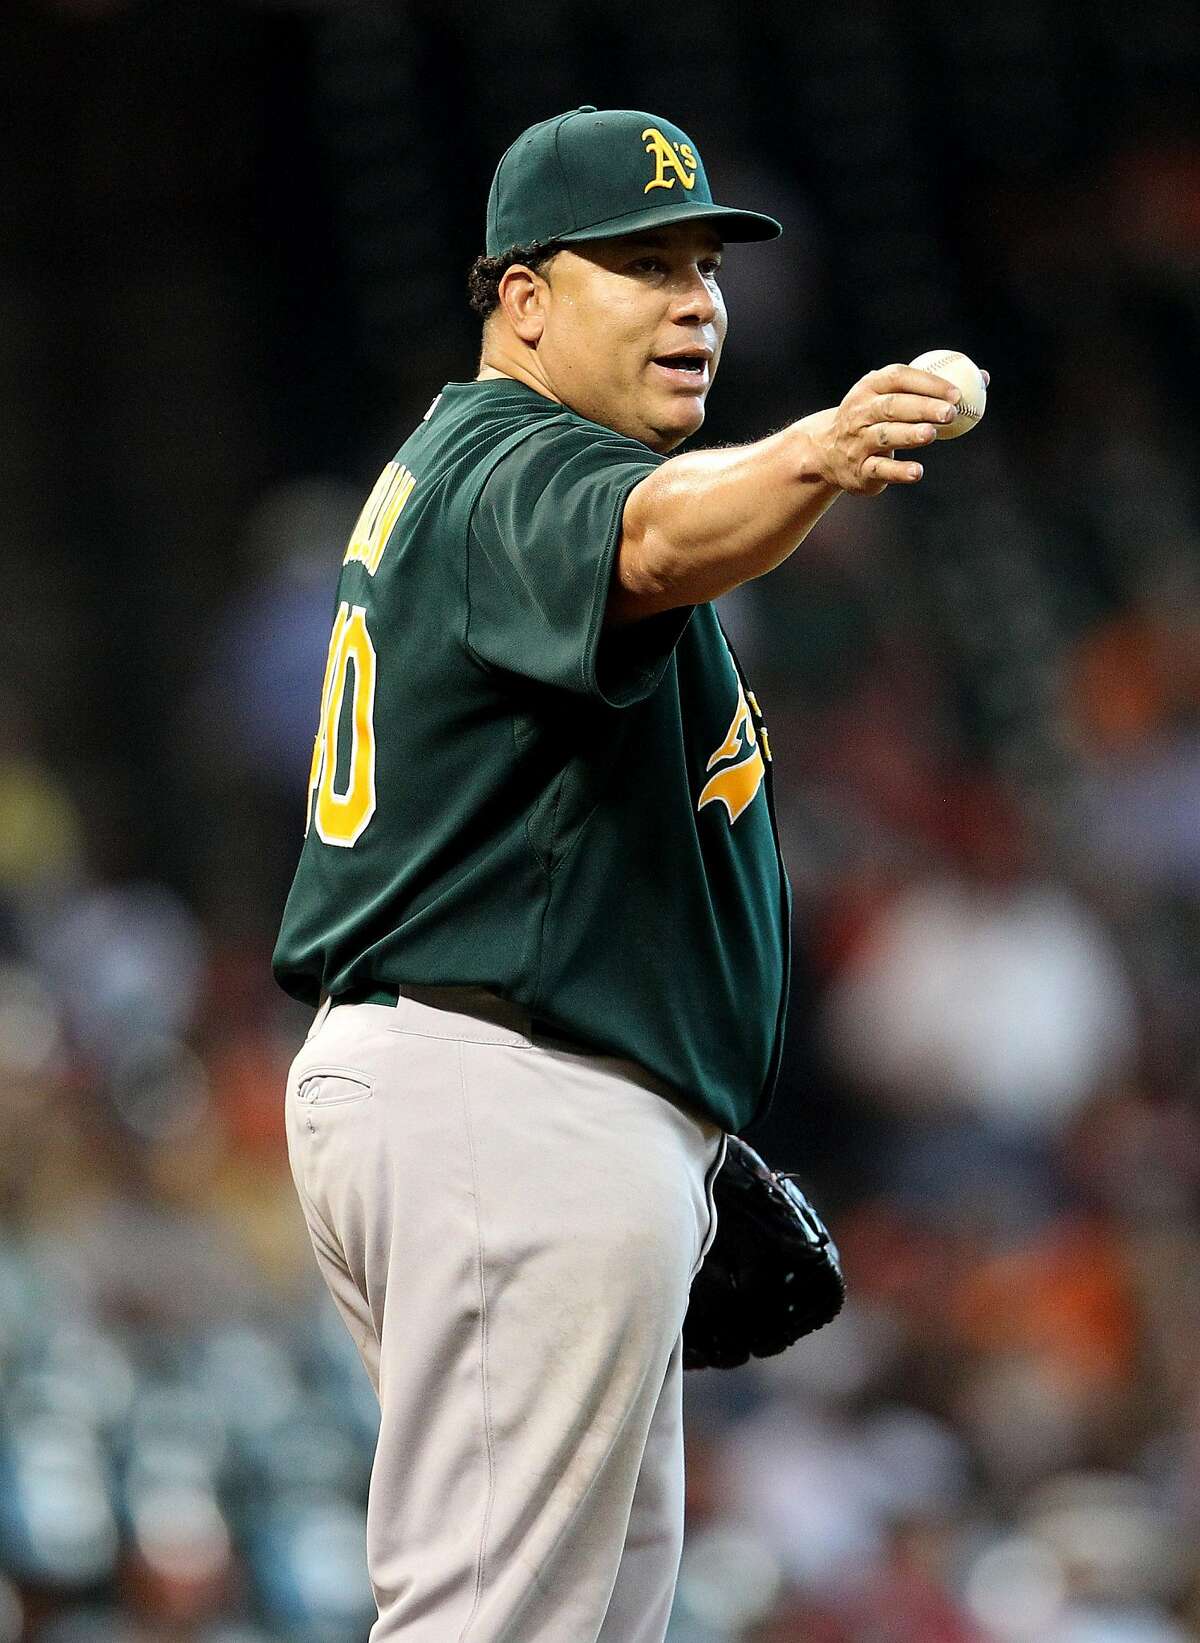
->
[273, 106, 964, 1643]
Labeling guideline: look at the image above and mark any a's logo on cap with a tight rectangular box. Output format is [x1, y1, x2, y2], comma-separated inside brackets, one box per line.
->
[642, 127, 698, 194]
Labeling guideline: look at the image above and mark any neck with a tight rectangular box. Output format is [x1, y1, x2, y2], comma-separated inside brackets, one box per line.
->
[476, 334, 561, 405]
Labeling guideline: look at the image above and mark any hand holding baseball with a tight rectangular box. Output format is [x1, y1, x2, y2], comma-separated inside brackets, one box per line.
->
[908, 350, 987, 440]
[800, 355, 988, 497]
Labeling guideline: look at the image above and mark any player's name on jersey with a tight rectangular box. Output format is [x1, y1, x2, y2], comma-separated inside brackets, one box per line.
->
[343, 462, 417, 576]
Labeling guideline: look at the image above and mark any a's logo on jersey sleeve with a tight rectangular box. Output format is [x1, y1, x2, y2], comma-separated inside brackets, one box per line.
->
[697, 677, 769, 825]
[642, 127, 698, 194]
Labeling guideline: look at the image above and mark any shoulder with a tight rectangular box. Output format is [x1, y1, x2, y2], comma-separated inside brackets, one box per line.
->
[433, 379, 660, 464]
[481, 399, 665, 496]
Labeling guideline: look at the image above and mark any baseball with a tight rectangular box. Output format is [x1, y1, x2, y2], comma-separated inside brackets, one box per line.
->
[909, 349, 986, 439]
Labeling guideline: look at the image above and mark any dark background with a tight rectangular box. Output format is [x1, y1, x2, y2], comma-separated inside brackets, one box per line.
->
[2, 2, 1199, 1638]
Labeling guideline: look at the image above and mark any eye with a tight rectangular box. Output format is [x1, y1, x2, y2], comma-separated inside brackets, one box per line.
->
[630, 255, 666, 275]
[700, 256, 723, 278]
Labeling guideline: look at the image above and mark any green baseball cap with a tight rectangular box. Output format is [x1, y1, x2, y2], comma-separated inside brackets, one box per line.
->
[485, 106, 781, 256]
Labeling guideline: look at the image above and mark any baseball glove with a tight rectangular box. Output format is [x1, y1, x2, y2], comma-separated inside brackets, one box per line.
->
[682, 1135, 846, 1370]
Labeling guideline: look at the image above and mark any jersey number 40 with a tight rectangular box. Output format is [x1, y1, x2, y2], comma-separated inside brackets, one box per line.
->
[306, 602, 378, 847]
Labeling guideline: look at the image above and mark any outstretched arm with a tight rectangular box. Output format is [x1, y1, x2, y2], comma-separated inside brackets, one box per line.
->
[609, 363, 965, 623]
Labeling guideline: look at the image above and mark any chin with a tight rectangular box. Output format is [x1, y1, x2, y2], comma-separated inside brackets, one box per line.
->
[654, 404, 706, 453]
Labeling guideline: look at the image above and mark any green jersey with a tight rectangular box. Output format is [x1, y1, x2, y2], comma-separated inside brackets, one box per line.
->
[272, 378, 790, 1132]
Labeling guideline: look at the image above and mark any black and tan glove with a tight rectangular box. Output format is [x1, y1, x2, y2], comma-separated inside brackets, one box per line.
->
[682, 1135, 846, 1371]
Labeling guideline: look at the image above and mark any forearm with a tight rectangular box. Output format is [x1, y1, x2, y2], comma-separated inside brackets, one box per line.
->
[611, 414, 841, 621]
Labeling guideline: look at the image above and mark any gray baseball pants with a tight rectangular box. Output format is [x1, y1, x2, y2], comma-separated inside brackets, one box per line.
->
[284, 986, 726, 1642]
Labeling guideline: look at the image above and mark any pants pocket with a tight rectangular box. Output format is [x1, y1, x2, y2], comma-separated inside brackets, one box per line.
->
[295, 1069, 374, 1107]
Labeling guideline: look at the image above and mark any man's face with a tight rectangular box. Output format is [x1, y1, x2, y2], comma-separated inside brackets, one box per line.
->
[532, 224, 728, 453]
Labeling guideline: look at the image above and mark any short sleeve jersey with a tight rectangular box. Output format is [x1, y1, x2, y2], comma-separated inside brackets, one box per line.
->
[272, 379, 790, 1133]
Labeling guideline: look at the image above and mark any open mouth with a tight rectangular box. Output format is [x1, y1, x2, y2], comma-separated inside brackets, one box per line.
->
[652, 351, 711, 387]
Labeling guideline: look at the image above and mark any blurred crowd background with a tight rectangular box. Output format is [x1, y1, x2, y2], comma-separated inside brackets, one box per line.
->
[3, 0, 1200, 1638]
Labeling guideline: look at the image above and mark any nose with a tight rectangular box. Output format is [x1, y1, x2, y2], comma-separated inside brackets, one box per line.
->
[670, 265, 718, 326]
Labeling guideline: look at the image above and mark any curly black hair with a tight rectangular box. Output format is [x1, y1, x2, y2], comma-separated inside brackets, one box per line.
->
[467, 242, 562, 319]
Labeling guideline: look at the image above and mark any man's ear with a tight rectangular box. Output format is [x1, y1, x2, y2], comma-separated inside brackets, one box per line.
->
[497, 263, 549, 344]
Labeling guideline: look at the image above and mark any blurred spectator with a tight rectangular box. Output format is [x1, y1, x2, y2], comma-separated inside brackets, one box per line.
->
[190, 479, 361, 796]
[821, 783, 1137, 1136]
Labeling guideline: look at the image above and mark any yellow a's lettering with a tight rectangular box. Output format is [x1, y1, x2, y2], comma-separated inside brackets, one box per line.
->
[705, 680, 756, 769]
[698, 750, 765, 824]
[698, 676, 768, 825]
[642, 127, 698, 194]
